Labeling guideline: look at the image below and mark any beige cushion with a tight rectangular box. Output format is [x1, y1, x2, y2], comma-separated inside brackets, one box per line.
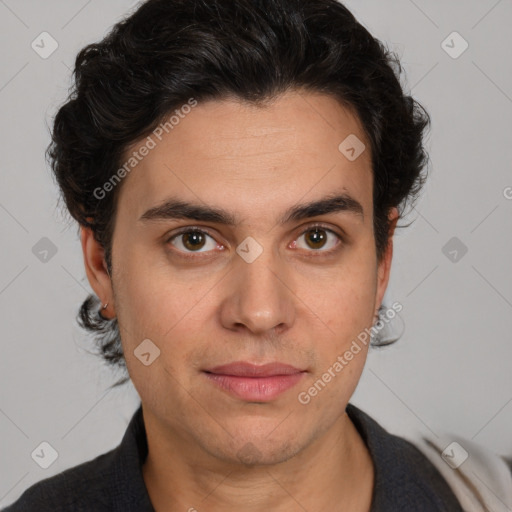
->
[404, 431, 512, 511]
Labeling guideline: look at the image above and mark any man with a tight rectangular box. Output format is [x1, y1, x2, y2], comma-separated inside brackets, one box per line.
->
[4, 0, 511, 510]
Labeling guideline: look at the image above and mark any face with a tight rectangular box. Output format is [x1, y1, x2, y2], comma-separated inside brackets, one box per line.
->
[83, 89, 396, 465]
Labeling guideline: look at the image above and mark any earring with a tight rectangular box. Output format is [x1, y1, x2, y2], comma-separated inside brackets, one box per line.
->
[102, 302, 108, 310]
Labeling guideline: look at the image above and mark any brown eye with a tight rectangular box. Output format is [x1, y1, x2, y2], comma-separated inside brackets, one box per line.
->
[305, 228, 327, 249]
[168, 230, 219, 254]
[295, 226, 341, 253]
[182, 231, 206, 251]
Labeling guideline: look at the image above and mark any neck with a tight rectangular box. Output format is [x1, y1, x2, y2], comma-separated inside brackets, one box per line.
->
[141, 409, 375, 512]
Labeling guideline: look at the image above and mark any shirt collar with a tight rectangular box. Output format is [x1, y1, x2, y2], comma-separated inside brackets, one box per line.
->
[346, 402, 463, 511]
[109, 404, 154, 511]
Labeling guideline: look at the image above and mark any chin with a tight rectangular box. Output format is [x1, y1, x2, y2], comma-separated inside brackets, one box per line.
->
[212, 432, 303, 467]
[235, 442, 299, 466]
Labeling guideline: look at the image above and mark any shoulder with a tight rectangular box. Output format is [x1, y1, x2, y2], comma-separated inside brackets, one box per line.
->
[346, 403, 466, 509]
[2, 449, 117, 512]
[346, 403, 512, 511]
[3, 405, 153, 512]
[372, 429, 468, 509]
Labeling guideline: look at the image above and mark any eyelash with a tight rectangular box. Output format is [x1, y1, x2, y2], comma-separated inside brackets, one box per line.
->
[165, 223, 344, 260]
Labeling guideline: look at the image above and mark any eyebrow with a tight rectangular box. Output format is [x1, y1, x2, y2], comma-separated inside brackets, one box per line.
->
[138, 193, 364, 226]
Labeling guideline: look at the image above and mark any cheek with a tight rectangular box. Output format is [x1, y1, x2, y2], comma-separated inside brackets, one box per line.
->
[114, 247, 205, 338]
[308, 260, 377, 341]
[113, 253, 224, 393]
[297, 252, 377, 394]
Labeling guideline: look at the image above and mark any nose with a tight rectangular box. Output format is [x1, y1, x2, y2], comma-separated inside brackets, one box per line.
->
[218, 242, 296, 335]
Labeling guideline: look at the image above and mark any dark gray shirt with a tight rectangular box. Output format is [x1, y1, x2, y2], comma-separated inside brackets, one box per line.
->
[3, 403, 465, 511]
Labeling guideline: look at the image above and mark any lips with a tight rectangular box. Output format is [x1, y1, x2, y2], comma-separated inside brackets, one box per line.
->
[203, 361, 307, 401]
[205, 361, 304, 377]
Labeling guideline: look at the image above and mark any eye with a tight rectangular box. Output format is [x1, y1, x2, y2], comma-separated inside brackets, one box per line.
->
[292, 225, 343, 253]
[167, 229, 222, 255]
[166, 224, 343, 259]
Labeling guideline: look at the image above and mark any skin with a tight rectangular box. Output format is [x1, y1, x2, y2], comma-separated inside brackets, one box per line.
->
[81, 89, 398, 511]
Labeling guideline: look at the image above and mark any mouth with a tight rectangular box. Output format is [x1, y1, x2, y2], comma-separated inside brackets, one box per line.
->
[202, 362, 307, 402]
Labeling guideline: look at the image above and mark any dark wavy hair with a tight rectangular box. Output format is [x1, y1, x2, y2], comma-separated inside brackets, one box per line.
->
[48, 0, 430, 386]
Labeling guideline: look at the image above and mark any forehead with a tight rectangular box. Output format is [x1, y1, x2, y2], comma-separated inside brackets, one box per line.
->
[116, 90, 373, 227]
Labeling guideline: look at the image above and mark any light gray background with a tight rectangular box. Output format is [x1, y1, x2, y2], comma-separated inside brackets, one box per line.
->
[1, 0, 511, 507]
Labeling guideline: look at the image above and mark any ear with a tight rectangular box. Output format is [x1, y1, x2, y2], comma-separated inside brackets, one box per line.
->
[374, 207, 399, 316]
[80, 225, 115, 318]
